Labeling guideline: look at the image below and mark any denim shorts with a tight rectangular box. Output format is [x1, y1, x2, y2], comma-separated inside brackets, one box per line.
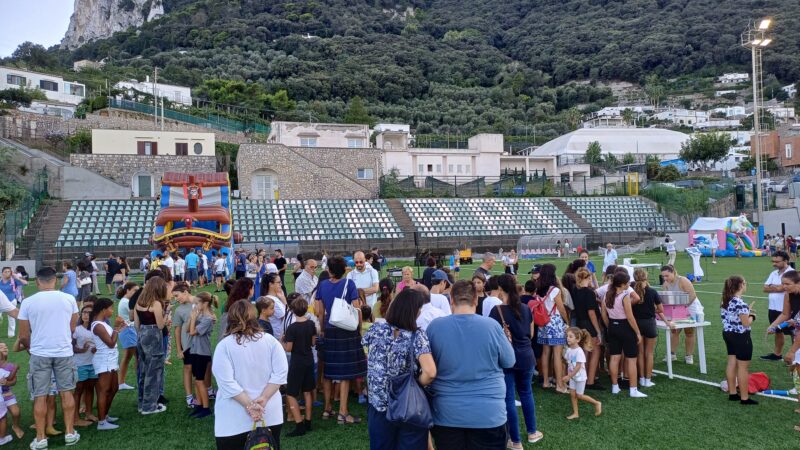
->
[29, 355, 76, 397]
[77, 364, 97, 382]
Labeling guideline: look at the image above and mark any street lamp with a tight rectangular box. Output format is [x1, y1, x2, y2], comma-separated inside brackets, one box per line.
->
[741, 18, 773, 225]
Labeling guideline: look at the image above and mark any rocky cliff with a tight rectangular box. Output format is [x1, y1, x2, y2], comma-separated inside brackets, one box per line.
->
[61, 0, 164, 49]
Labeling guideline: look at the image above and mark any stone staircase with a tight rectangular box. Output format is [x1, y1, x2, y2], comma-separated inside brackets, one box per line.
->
[384, 199, 415, 236]
[14, 200, 72, 266]
[549, 198, 594, 234]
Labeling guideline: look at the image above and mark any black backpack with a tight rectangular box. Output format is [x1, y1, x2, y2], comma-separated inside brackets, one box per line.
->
[244, 422, 277, 450]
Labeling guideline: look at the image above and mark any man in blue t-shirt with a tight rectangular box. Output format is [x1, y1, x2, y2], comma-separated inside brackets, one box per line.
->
[184, 249, 200, 286]
[235, 250, 247, 280]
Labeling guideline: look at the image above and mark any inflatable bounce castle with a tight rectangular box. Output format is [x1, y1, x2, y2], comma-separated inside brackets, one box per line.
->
[689, 215, 763, 257]
[150, 172, 242, 261]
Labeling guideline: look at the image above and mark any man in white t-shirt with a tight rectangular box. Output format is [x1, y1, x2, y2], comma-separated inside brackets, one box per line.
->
[163, 252, 175, 274]
[761, 251, 794, 361]
[602, 243, 618, 272]
[17, 267, 80, 448]
[295, 259, 319, 304]
[429, 270, 453, 316]
[348, 251, 379, 308]
[410, 284, 446, 331]
[213, 255, 228, 291]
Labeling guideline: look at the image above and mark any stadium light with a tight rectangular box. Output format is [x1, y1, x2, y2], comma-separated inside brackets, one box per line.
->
[758, 18, 771, 30]
[759, 38, 772, 47]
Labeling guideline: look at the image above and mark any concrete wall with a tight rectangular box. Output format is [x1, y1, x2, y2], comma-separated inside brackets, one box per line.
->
[0, 260, 36, 276]
[91, 129, 215, 155]
[268, 122, 369, 148]
[237, 144, 381, 200]
[69, 154, 217, 196]
[62, 166, 131, 199]
[762, 208, 800, 237]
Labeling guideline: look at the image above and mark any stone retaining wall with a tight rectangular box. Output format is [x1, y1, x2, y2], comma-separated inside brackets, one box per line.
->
[69, 154, 216, 189]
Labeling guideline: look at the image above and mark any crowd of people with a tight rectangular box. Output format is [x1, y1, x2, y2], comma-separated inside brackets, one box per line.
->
[1, 241, 800, 448]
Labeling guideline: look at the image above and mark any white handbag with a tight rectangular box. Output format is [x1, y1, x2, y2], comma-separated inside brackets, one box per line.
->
[329, 279, 359, 331]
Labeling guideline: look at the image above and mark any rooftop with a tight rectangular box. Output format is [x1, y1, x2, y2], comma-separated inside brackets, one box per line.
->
[532, 128, 690, 157]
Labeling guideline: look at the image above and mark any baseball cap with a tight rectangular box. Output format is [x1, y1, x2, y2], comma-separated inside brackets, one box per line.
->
[529, 264, 542, 274]
[432, 269, 450, 284]
[84, 252, 93, 257]
[266, 263, 278, 274]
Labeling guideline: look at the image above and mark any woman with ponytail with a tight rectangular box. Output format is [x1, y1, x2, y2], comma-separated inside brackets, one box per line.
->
[213, 301, 288, 449]
[116, 282, 139, 390]
[631, 269, 670, 389]
[721, 275, 757, 405]
[187, 292, 218, 419]
[601, 271, 646, 398]
[90, 298, 124, 429]
[374, 278, 394, 320]
[490, 274, 541, 447]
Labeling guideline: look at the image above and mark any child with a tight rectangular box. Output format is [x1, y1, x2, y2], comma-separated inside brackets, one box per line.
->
[563, 327, 602, 419]
[187, 292, 217, 419]
[283, 298, 317, 437]
[256, 296, 275, 336]
[0, 343, 22, 439]
[171, 283, 196, 409]
[72, 306, 97, 426]
[91, 298, 123, 430]
[720, 275, 757, 405]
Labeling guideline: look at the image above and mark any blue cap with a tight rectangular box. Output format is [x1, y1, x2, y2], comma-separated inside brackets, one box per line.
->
[432, 269, 450, 283]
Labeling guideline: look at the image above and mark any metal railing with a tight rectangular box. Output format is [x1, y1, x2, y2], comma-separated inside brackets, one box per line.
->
[380, 174, 635, 198]
[109, 98, 270, 134]
[3, 168, 48, 256]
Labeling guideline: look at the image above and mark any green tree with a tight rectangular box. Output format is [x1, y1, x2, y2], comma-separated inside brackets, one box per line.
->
[741, 110, 776, 131]
[603, 152, 619, 169]
[343, 96, 373, 126]
[679, 132, 731, 171]
[564, 107, 582, 130]
[10, 41, 56, 68]
[622, 152, 636, 164]
[621, 108, 634, 126]
[0, 147, 30, 209]
[644, 74, 665, 110]
[585, 141, 603, 165]
[654, 164, 681, 181]
[66, 129, 92, 154]
[0, 88, 47, 108]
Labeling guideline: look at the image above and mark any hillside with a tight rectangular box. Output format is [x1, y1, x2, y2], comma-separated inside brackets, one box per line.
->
[13, 0, 800, 136]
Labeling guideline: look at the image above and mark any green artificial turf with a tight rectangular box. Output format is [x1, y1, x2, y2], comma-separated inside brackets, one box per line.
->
[3, 252, 798, 449]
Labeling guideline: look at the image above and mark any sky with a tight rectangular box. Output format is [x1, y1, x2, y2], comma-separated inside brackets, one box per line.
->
[0, 0, 73, 57]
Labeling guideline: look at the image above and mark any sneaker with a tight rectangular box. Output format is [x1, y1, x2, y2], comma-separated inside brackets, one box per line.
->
[759, 353, 782, 361]
[65, 432, 80, 446]
[685, 355, 694, 365]
[0, 435, 12, 445]
[642, 379, 656, 387]
[29, 438, 48, 449]
[186, 395, 195, 408]
[207, 389, 216, 400]
[286, 422, 306, 437]
[611, 385, 621, 395]
[141, 404, 167, 415]
[662, 353, 677, 362]
[118, 383, 135, 390]
[105, 416, 118, 423]
[97, 421, 119, 431]
[629, 389, 648, 398]
[193, 408, 212, 419]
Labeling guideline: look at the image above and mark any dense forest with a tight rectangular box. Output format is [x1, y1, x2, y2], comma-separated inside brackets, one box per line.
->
[6, 0, 800, 137]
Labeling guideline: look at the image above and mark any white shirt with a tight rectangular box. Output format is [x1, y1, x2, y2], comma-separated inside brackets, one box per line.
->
[0, 291, 15, 313]
[430, 293, 452, 316]
[266, 263, 278, 274]
[321, 255, 328, 271]
[140, 258, 149, 271]
[163, 256, 175, 270]
[603, 249, 617, 270]
[18, 290, 78, 358]
[173, 258, 185, 276]
[416, 303, 446, 331]
[542, 287, 562, 312]
[91, 321, 119, 367]
[666, 241, 676, 253]
[214, 258, 226, 273]
[348, 267, 380, 307]
[267, 295, 286, 340]
[482, 296, 503, 317]
[295, 271, 318, 304]
[72, 325, 95, 367]
[564, 347, 587, 382]
[213, 333, 288, 436]
[711, 236, 719, 249]
[201, 254, 209, 270]
[766, 267, 794, 311]
[118, 297, 134, 326]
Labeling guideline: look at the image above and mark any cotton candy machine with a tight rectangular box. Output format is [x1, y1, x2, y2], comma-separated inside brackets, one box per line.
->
[659, 290, 690, 320]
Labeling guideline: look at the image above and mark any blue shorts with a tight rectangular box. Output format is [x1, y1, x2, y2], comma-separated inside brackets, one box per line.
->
[186, 268, 198, 282]
[119, 326, 137, 349]
[77, 364, 97, 382]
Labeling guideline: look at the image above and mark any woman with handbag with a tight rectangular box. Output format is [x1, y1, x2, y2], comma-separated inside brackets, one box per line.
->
[535, 264, 569, 393]
[488, 274, 543, 447]
[314, 256, 367, 424]
[362, 289, 437, 450]
[213, 301, 288, 450]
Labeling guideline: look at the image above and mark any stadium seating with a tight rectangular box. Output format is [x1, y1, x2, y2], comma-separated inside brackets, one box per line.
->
[563, 197, 680, 233]
[231, 199, 404, 242]
[401, 198, 580, 238]
[57, 200, 158, 247]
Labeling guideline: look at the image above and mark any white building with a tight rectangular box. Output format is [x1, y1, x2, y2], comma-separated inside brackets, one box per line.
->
[114, 76, 192, 106]
[712, 106, 746, 118]
[766, 106, 796, 120]
[91, 129, 215, 156]
[0, 66, 86, 105]
[582, 106, 650, 128]
[652, 108, 709, 126]
[715, 90, 738, 97]
[717, 73, 750, 84]
[268, 121, 370, 148]
[693, 120, 741, 130]
[783, 84, 797, 98]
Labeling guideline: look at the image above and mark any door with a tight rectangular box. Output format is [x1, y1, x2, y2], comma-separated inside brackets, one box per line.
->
[253, 174, 277, 200]
[138, 175, 152, 197]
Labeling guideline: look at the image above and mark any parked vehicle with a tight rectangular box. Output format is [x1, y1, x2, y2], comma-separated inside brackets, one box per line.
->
[767, 181, 788, 193]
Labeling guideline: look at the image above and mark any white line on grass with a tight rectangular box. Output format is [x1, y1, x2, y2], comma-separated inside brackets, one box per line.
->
[694, 290, 767, 300]
[652, 370, 798, 402]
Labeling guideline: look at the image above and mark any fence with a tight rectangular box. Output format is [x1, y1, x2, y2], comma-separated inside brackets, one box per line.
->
[2, 168, 48, 259]
[109, 98, 270, 135]
[380, 174, 636, 198]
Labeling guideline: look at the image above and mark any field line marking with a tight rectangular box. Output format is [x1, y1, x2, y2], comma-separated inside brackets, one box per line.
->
[652, 370, 798, 402]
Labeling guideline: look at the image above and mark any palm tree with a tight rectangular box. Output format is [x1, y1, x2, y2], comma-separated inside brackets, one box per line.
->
[621, 108, 634, 127]
[565, 107, 582, 130]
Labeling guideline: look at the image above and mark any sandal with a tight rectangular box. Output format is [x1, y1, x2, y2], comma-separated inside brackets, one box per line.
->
[337, 414, 362, 425]
[506, 440, 523, 449]
[322, 409, 335, 420]
[528, 431, 544, 443]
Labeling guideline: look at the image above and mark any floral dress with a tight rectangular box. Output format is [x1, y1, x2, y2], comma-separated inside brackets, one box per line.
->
[537, 287, 567, 346]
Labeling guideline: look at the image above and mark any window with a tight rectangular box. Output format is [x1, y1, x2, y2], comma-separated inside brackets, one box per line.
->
[193, 143, 203, 154]
[448, 164, 454, 173]
[457, 165, 463, 174]
[427, 164, 433, 173]
[787, 144, 793, 160]
[39, 80, 58, 92]
[436, 164, 442, 173]
[6, 74, 25, 86]
[357, 168, 374, 180]
[66, 83, 85, 97]
[137, 141, 158, 155]
[418, 164, 423, 174]
[175, 143, 188, 156]
[347, 139, 363, 148]
[300, 137, 317, 147]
